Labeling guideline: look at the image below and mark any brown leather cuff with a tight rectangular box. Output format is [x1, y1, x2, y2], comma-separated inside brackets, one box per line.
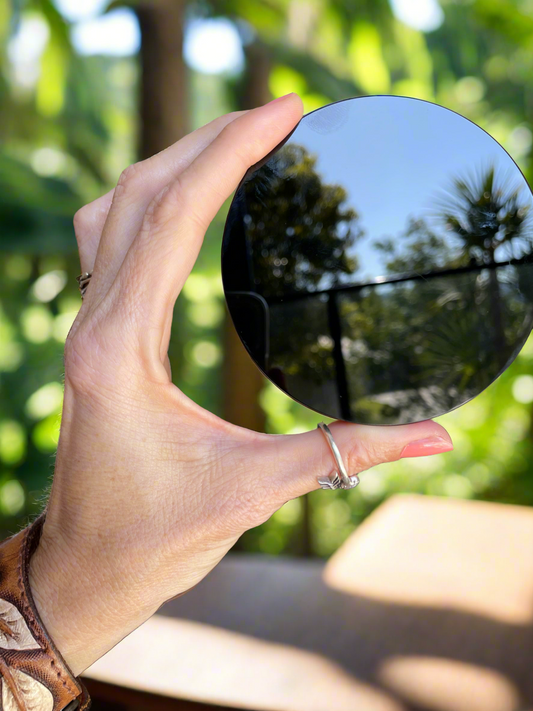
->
[0, 513, 90, 710]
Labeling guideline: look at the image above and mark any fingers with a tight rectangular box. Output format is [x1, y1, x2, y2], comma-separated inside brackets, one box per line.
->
[248, 419, 453, 504]
[111, 93, 303, 338]
[85, 109, 250, 304]
[73, 190, 114, 273]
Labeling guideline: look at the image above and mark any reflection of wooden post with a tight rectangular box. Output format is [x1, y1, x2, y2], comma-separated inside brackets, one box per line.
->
[222, 40, 271, 431]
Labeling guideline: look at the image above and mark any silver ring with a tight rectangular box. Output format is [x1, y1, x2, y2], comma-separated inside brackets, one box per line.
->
[317, 422, 360, 490]
[76, 271, 92, 300]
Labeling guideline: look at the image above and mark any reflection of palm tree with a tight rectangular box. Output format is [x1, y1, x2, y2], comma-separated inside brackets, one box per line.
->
[339, 165, 533, 422]
[440, 167, 533, 356]
[241, 143, 363, 298]
[375, 166, 533, 273]
[441, 166, 532, 265]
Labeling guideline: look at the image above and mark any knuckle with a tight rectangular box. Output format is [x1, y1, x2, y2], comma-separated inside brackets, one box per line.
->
[222, 121, 265, 170]
[207, 465, 275, 536]
[144, 177, 205, 233]
[115, 161, 144, 197]
[64, 322, 108, 392]
[64, 318, 140, 397]
[73, 204, 94, 244]
[345, 437, 388, 475]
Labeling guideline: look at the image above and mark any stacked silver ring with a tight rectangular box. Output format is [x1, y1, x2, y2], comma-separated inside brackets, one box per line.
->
[317, 422, 360, 490]
[76, 271, 92, 299]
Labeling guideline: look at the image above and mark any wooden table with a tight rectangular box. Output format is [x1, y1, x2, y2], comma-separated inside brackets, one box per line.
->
[84, 495, 533, 711]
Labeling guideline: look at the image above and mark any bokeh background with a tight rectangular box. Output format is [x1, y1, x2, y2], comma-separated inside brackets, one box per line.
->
[1, 0, 533, 557]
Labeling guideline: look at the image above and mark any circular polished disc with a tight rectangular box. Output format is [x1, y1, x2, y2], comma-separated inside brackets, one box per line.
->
[222, 96, 533, 425]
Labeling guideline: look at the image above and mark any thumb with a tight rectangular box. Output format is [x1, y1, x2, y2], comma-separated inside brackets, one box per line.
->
[250, 419, 453, 503]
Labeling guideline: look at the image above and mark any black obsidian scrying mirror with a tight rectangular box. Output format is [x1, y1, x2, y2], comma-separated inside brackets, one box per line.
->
[221, 96, 533, 425]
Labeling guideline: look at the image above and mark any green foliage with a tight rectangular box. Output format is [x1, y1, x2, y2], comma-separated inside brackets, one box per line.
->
[2, 0, 533, 555]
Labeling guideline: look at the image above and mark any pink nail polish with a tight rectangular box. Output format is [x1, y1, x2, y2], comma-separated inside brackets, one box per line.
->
[269, 92, 295, 104]
[400, 437, 453, 459]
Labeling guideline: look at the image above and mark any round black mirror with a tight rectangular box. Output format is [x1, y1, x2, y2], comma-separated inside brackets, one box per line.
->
[221, 96, 533, 425]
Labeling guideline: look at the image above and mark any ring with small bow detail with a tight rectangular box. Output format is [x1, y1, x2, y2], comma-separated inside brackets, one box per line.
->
[317, 422, 360, 490]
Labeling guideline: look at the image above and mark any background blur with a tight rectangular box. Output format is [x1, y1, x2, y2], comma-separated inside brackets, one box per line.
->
[1, 0, 533, 558]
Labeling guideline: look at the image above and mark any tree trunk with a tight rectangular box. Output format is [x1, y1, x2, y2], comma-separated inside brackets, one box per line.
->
[137, 0, 189, 159]
[222, 40, 272, 432]
[136, 1, 189, 388]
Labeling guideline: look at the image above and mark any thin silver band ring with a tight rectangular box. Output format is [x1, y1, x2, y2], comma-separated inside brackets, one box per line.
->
[76, 272, 92, 299]
[317, 422, 360, 490]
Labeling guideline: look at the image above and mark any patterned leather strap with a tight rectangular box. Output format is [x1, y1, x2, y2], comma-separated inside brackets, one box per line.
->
[0, 513, 90, 710]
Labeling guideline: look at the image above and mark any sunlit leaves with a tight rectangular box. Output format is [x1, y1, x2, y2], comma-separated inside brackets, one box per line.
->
[0, 422, 25, 465]
[2, 0, 533, 553]
[25, 382, 63, 419]
[36, 36, 66, 116]
[0, 480, 25, 516]
[348, 22, 390, 93]
[32, 414, 60, 453]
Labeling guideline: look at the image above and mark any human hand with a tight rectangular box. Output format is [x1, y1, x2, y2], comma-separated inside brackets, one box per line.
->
[28, 93, 453, 676]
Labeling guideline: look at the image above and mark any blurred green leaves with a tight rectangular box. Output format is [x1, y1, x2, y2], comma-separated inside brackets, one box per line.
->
[2, 0, 533, 552]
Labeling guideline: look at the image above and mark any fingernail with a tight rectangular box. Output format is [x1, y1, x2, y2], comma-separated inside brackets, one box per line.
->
[268, 92, 296, 105]
[400, 436, 453, 459]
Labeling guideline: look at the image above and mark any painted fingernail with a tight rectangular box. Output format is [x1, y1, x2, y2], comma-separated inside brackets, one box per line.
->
[400, 436, 453, 459]
[268, 92, 296, 104]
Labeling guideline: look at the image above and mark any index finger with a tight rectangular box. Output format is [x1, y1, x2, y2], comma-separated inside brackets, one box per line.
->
[85, 109, 250, 306]
[111, 93, 304, 335]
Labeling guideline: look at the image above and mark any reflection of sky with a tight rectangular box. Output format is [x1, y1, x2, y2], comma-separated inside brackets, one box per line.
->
[288, 97, 533, 283]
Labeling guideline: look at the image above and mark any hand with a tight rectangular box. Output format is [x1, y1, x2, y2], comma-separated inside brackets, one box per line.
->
[28, 93, 453, 676]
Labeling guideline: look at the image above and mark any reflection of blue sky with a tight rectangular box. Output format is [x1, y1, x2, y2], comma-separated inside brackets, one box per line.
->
[288, 97, 533, 284]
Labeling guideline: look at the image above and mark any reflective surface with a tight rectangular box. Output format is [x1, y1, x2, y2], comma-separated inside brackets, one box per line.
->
[222, 96, 533, 425]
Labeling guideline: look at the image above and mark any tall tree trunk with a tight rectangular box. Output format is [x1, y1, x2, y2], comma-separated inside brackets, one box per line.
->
[222, 41, 271, 432]
[137, 0, 188, 159]
[136, 0, 189, 388]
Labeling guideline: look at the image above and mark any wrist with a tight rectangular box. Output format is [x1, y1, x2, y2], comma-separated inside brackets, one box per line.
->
[28, 516, 160, 676]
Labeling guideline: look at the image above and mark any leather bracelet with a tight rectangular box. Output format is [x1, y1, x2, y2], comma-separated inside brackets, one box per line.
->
[0, 512, 90, 710]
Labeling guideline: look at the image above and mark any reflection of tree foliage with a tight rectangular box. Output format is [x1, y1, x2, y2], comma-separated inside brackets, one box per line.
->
[232, 159, 533, 425]
[241, 143, 362, 298]
[338, 262, 533, 424]
[339, 166, 533, 423]
[374, 216, 456, 274]
[268, 297, 336, 387]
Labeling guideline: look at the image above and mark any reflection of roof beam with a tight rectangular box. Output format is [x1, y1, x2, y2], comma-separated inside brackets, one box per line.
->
[246, 254, 532, 305]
